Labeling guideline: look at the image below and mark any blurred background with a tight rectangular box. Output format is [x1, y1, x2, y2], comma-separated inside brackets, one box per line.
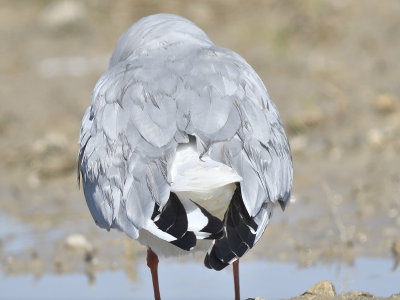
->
[0, 0, 399, 299]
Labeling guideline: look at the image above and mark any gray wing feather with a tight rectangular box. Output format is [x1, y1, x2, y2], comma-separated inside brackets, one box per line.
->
[178, 46, 293, 217]
[79, 58, 178, 238]
[78, 14, 292, 242]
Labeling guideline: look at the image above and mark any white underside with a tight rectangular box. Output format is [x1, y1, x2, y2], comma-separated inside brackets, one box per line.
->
[170, 145, 242, 219]
[138, 145, 242, 257]
[170, 146, 242, 193]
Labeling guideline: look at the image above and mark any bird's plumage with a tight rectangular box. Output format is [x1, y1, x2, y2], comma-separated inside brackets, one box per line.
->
[78, 13, 292, 269]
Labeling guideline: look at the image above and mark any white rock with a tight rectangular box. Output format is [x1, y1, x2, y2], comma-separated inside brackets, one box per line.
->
[65, 234, 93, 252]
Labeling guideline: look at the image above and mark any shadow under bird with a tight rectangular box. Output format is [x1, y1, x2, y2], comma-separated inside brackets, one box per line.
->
[78, 13, 293, 300]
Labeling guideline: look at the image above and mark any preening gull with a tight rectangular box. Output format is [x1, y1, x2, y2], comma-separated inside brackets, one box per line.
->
[78, 13, 293, 300]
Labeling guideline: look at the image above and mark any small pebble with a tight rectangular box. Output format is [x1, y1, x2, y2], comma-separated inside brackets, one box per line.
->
[367, 128, 383, 148]
[345, 291, 374, 298]
[374, 94, 397, 113]
[65, 234, 93, 253]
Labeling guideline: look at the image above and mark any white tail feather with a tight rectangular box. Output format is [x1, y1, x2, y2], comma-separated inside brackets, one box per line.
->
[170, 145, 241, 218]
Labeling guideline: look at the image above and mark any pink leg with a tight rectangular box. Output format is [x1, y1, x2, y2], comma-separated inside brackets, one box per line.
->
[147, 248, 161, 300]
[233, 259, 240, 300]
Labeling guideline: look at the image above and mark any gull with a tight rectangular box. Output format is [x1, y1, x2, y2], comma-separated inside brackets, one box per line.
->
[78, 13, 292, 300]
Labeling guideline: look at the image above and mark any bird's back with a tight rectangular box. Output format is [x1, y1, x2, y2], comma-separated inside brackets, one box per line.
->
[78, 13, 292, 270]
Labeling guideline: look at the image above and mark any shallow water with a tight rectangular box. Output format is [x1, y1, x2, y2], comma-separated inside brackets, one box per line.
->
[0, 213, 34, 253]
[0, 213, 399, 299]
[1, 257, 399, 299]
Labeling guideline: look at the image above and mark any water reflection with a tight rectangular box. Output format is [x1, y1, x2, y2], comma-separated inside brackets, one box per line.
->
[1, 214, 399, 299]
[0, 258, 399, 299]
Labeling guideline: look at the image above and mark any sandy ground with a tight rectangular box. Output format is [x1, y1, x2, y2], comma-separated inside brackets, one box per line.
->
[1, 0, 400, 298]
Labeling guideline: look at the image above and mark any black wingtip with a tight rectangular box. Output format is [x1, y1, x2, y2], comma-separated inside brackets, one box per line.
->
[204, 230, 224, 240]
[170, 231, 196, 251]
[204, 253, 212, 269]
[204, 247, 229, 271]
[153, 193, 190, 242]
[278, 191, 291, 211]
[197, 204, 224, 240]
[278, 199, 286, 211]
[204, 183, 260, 270]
